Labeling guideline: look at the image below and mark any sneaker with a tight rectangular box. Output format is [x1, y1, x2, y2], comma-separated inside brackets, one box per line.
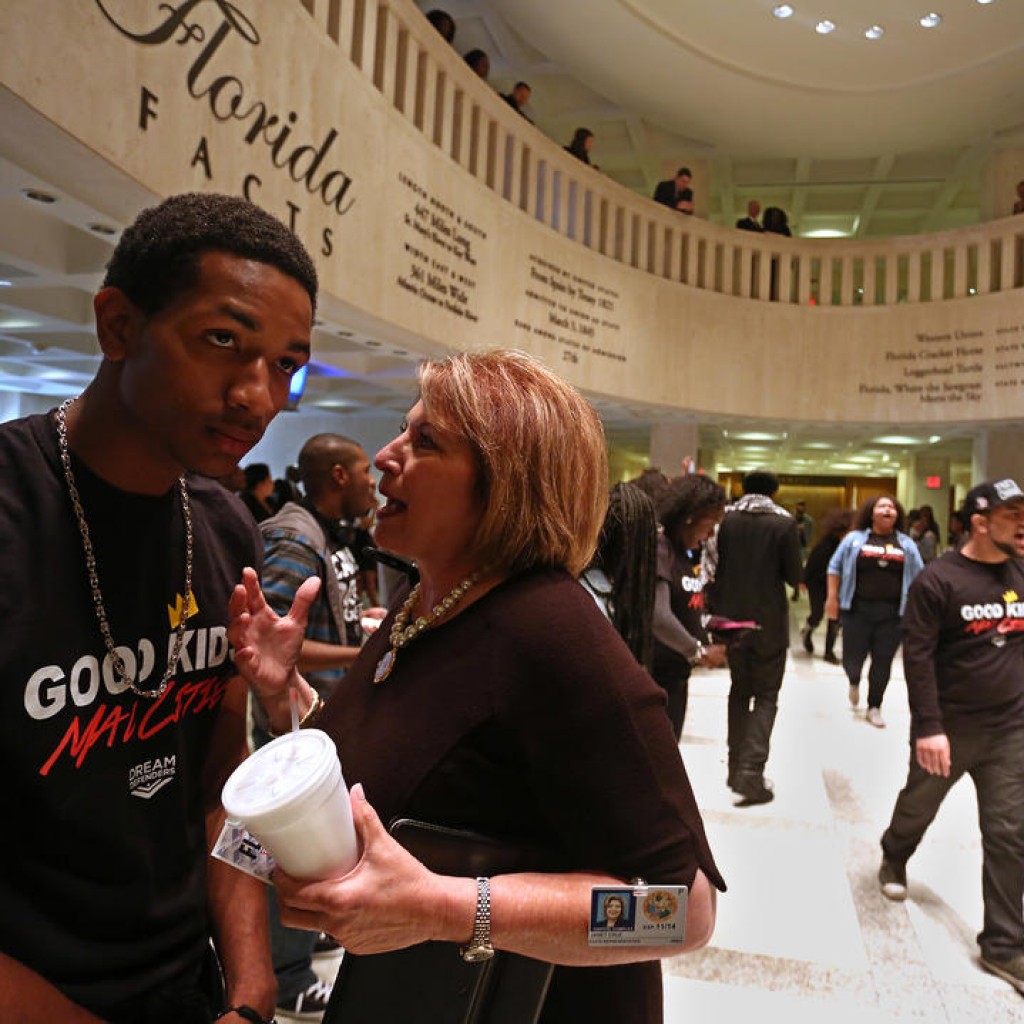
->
[866, 707, 885, 728]
[848, 683, 861, 708]
[824, 652, 840, 665]
[979, 953, 1024, 994]
[800, 624, 814, 654]
[313, 931, 342, 957]
[878, 856, 907, 901]
[278, 978, 334, 1021]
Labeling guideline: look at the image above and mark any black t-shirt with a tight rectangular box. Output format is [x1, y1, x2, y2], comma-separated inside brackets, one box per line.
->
[901, 550, 1024, 739]
[854, 532, 904, 603]
[652, 534, 706, 677]
[0, 413, 260, 1014]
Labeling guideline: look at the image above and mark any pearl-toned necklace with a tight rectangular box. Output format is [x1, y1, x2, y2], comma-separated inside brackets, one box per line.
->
[373, 574, 479, 684]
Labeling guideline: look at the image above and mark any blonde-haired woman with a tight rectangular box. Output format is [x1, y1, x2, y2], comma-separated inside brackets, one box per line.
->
[232, 350, 723, 1024]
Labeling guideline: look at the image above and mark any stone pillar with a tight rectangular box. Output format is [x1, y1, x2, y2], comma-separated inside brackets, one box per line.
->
[906, 453, 952, 527]
[649, 422, 700, 478]
[973, 429, 1024, 484]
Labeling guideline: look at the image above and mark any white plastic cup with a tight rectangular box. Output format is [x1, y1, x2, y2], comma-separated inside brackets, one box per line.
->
[222, 728, 359, 880]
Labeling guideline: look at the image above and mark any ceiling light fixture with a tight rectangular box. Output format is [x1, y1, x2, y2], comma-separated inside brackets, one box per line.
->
[21, 188, 57, 204]
[815, 19, 836, 34]
[0, 280, 12, 287]
[920, 12, 942, 28]
[87, 223, 117, 236]
[975, 0, 995, 5]
[772, 4, 795, 18]
[864, 25, 885, 40]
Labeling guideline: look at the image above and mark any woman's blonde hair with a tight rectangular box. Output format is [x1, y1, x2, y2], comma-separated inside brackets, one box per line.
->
[418, 349, 608, 577]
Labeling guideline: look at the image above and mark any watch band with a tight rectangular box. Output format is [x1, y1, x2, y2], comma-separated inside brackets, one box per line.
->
[460, 876, 495, 962]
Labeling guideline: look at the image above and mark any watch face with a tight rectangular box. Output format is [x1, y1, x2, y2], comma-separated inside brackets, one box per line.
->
[461, 943, 495, 962]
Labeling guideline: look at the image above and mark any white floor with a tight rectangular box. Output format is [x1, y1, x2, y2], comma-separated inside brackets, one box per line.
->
[663, 598, 1023, 1022]
[293, 596, 1024, 1022]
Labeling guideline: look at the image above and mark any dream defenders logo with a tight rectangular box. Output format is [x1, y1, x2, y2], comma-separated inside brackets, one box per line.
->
[129, 755, 177, 799]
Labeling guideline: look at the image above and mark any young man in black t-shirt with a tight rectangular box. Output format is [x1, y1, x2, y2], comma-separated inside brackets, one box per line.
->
[878, 479, 1024, 995]
[0, 194, 317, 1023]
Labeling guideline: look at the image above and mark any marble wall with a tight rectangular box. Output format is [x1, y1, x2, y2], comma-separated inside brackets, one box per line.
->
[2, 0, 1022, 433]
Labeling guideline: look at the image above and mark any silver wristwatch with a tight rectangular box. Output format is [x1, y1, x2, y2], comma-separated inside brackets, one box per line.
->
[460, 876, 495, 962]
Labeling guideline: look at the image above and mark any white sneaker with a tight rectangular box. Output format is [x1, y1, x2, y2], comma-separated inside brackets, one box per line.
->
[848, 683, 860, 708]
[866, 707, 885, 728]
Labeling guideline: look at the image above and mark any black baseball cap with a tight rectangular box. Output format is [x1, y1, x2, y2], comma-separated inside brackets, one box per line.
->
[962, 478, 1024, 517]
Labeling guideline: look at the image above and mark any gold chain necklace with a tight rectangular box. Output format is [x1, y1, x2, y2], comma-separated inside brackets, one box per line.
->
[373, 574, 479, 684]
[56, 397, 194, 699]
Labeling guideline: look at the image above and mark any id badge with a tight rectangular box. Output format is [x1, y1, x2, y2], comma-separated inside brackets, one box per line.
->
[588, 885, 688, 946]
[211, 820, 276, 885]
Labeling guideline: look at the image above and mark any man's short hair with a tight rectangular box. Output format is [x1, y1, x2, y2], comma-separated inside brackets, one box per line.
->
[103, 192, 318, 318]
[676, 167, 692, 179]
[243, 463, 271, 490]
[514, 81, 531, 92]
[742, 470, 778, 496]
[298, 434, 365, 498]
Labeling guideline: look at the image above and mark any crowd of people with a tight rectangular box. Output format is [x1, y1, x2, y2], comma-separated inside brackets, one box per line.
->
[425, 8, 801, 228]
[1, 183, 1022, 1024]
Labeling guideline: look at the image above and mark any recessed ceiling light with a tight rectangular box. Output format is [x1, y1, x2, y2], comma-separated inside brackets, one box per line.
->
[0, 280, 12, 287]
[873, 435, 925, 445]
[21, 188, 57, 204]
[865, 25, 885, 40]
[975, 0, 995, 5]
[88, 223, 117, 236]
[920, 12, 942, 28]
[772, 4, 795, 18]
[815, 19, 836, 34]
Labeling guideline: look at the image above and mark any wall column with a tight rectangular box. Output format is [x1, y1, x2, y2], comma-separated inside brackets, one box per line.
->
[650, 422, 700, 477]
[973, 429, 1024, 484]
[906, 453, 951, 514]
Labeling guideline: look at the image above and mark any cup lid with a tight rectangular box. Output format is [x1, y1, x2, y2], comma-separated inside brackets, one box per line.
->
[222, 728, 340, 827]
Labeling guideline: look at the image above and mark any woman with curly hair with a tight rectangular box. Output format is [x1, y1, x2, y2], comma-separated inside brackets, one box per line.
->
[652, 474, 728, 739]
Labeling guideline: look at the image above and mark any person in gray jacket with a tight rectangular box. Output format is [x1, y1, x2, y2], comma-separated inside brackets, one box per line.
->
[253, 432, 381, 1019]
[705, 471, 803, 805]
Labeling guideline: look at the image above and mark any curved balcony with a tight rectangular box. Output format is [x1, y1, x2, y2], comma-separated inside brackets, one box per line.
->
[295, 0, 1024, 308]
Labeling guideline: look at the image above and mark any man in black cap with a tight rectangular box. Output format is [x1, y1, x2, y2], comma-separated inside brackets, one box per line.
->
[878, 478, 1024, 994]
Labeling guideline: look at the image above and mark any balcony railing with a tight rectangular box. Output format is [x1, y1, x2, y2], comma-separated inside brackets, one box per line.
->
[296, 0, 1024, 308]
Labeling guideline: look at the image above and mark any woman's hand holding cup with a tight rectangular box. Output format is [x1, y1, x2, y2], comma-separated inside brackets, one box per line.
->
[274, 784, 474, 956]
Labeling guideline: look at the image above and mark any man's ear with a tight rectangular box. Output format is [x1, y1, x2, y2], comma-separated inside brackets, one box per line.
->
[93, 287, 144, 362]
[331, 461, 350, 489]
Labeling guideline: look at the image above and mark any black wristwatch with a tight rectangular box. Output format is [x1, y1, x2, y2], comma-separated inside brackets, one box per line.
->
[459, 876, 495, 962]
[214, 1006, 276, 1023]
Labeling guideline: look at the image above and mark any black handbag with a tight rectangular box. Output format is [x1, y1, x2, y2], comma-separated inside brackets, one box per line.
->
[323, 819, 555, 1024]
